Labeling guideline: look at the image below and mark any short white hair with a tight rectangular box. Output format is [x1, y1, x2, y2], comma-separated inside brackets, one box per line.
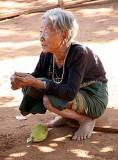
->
[42, 8, 79, 42]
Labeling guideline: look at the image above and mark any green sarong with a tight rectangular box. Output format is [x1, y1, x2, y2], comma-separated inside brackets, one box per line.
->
[19, 79, 108, 119]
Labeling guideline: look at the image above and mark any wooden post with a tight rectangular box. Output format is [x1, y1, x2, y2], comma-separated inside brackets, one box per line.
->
[58, 0, 64, 9]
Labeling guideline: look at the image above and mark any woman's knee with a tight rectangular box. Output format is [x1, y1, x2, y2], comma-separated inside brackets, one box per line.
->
[43, 95, 62, 114]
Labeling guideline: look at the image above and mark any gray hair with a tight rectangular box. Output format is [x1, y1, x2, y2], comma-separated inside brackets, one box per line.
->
[42, 8, 79, 42]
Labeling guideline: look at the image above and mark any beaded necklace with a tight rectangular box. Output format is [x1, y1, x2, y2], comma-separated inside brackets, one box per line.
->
[52, 45, 71, 84]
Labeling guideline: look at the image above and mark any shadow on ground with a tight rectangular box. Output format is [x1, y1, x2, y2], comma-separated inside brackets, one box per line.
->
[0, 0, 118, 60]
[0, 105, 118, 160]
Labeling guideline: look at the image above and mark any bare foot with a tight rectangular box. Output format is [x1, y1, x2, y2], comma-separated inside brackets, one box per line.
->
[72, 119, 95, 141]
[46, 116, 69, 128]
[46, 116, 80, 128]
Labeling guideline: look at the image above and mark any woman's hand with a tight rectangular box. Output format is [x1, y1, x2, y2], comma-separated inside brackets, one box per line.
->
[67, 100, 74, 109]
[10, 72, 36, 90]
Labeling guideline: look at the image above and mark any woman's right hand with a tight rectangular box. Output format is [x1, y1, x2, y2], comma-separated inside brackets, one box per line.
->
[10, 72, 28, 90]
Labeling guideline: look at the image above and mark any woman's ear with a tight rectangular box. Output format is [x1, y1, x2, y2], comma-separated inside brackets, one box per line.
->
[62, 32, 69, 45]
[62, 31, 69, 40]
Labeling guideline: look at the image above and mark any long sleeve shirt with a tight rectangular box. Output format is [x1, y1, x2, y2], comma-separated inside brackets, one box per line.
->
[31, 42, 107, 101]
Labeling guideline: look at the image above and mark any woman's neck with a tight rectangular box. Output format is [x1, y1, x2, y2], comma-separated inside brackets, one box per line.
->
[54, 43, 71, 68]
[54, 48, 67, 61]
[54, 42, 71, 62]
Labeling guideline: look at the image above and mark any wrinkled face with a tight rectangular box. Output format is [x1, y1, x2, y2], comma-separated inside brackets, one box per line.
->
[39, 18, 63, 53]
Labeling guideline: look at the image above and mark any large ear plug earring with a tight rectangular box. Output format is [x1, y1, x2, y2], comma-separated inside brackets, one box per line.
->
[63, 39, 66, 45]
[62, 39, 64, 45]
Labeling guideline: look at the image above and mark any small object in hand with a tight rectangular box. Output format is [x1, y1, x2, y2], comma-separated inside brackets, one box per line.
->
[15, 72, 27, 77]
[28, 124, 48, 143]
[10, 74, 15, 81]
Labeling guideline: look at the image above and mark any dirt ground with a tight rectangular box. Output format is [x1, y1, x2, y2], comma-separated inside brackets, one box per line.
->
[0, 0, 118, 160]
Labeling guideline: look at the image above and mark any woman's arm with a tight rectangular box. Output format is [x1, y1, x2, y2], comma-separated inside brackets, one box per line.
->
[10, 52, 50, 90]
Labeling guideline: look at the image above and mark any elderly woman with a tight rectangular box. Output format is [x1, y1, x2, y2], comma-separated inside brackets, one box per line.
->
[11, 8, 108, 141]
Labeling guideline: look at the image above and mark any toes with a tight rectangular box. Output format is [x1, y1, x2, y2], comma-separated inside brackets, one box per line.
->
[80, 136, 84, 140]
[87, 133, 91, 139]
[72, 134, 78, 140]
[73, 134, 90, 141]
[72, 129, 92, 141]
[72, 132, 82, 141]
[72, 134, 85, 141]
[72, 119, 95, 141]
[77, 136, 81, 141]
[83, 134, 87, 140]
[77, 135, 85, 140]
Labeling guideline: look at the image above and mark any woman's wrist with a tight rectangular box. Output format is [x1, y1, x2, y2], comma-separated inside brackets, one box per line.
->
[32, 78, 46, 89]
[43, 81, 47, 89]
[31, 77, 37, 87]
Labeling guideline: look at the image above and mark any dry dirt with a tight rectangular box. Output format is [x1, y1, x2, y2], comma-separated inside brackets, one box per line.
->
[0, 0, 118, 160]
